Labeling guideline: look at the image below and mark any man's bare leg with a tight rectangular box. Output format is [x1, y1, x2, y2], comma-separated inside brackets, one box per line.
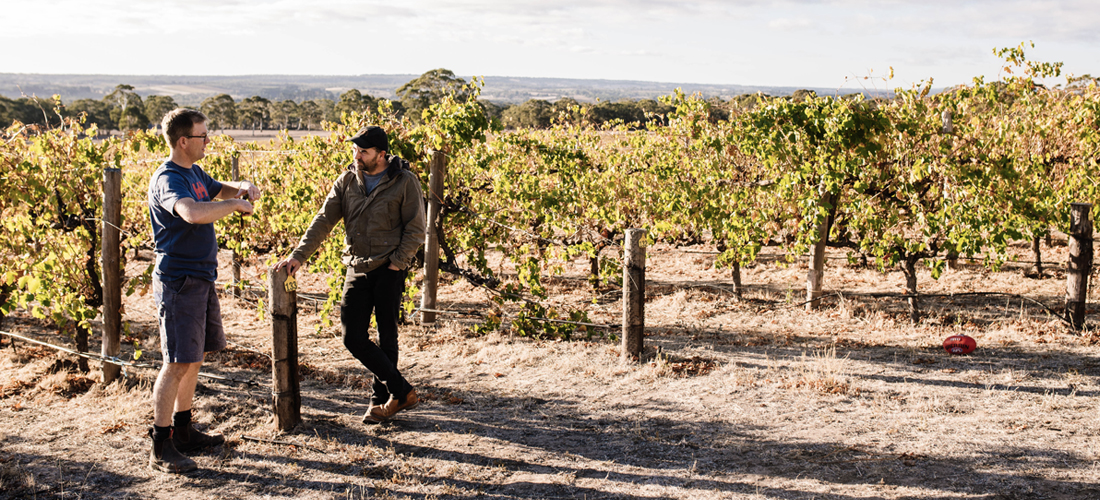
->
[173, 355, 204, 413]
[153, 361, 200, 427]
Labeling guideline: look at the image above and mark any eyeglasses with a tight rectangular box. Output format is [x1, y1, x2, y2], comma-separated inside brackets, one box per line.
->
[185, 134, 210, 141]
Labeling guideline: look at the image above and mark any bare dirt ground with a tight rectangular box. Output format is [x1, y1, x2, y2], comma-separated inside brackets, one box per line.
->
[2, 242, 1099, 499]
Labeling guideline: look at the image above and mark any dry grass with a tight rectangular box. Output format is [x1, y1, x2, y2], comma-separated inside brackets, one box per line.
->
[1, 243, 1100, 499]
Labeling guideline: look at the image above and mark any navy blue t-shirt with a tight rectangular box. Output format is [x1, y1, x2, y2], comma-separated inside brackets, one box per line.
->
[148, 161, 224, 282]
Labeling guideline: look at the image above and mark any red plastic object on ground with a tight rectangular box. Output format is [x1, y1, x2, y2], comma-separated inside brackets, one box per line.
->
[943, 334, 977, 355]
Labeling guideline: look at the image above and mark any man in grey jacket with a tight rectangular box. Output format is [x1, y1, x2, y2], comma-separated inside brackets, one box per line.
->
[276, 125, 426, 423]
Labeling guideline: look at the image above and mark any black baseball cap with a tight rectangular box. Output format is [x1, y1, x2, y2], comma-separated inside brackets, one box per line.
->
[348, 125, 388, 151]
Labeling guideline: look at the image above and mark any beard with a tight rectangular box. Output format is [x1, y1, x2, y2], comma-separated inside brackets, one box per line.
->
[355, 154, 386, 172]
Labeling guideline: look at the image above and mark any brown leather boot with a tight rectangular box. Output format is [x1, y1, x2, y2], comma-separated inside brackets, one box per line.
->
[173, 422, 225, 453]
[364, 389, 419, 424]
[361, 404, 384, 425]
[150, 429, 197, 474]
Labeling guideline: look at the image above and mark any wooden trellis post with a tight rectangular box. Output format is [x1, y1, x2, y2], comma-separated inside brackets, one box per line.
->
[420, 150, 446, 325]
[269, 267, 300, 431]
[622, 229, 646, 361]
[101, 168, 122, 384]
[1066, 203, 1093, 330]
[231, 156, 242, 298]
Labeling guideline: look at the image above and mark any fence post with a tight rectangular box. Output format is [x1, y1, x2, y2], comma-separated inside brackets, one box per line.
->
[420, 150, 446, 325]
[269, 267, 300, 431]
[1066, 203, 1093, 329]
[231, 156, 241, 298]
[622, 229, 646, 361]
[101, 168, 122, 384]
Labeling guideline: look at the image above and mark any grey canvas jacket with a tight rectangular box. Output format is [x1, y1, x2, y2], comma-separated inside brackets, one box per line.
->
[290, 155, 426, 273]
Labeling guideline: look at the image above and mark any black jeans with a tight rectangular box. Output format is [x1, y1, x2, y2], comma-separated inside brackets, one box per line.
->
[340, 266, 413, 405]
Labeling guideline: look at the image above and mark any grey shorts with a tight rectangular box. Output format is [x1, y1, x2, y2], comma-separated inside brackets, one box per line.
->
[154, 275, 226, 364]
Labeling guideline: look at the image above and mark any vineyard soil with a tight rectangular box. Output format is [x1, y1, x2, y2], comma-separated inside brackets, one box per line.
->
[2, 243, 1099, 499]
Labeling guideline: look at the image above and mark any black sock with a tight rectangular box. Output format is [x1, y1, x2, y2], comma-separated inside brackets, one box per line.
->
[152, 425, 173, 442]
[173, 409, 192, 429]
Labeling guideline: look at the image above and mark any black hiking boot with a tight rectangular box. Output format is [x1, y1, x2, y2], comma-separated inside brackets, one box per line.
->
[173, 422, 225, 453]
[150, 429, 197, 474]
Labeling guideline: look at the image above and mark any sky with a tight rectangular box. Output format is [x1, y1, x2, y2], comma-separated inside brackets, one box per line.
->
[2, 0, 1097, 90]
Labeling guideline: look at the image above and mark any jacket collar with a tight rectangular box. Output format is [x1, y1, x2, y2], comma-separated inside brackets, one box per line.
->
[382, 154, 407, 178]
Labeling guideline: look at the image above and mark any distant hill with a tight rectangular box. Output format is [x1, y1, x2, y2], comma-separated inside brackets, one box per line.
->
[0, 73, 892, 106]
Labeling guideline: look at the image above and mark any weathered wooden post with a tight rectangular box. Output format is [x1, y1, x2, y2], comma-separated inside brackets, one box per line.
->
[622, 229, 646, 361]
[230, 156, 241, 298]
[1066, 203, 1093, 329]
[101, 168, 122, 383]
[806, 190, 837, 310]
[269, 267, 300, 431]
[420, 150, 446, 325]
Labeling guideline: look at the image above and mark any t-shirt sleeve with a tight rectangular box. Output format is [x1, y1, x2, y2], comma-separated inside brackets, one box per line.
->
[153, 171, 193, 218]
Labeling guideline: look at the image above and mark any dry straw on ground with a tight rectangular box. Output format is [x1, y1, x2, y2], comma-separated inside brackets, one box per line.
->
[1, 242, 1099, 499]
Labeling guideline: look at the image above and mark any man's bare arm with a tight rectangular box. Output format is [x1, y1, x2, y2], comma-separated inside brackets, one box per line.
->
[175, 197, 253, 225]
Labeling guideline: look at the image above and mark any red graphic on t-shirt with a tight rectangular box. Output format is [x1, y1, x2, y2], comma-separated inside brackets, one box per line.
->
[192, 181, 210, 201]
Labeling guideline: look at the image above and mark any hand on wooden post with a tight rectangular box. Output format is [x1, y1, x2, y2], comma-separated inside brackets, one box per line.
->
[274, 257, 302, 277]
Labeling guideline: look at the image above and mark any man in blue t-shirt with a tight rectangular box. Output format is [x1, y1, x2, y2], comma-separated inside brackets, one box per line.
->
[146, 109, 260, 473]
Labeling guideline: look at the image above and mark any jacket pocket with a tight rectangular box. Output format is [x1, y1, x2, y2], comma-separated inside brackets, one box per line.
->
[347, 230, 367, 260]
[370, 230, 402, 258]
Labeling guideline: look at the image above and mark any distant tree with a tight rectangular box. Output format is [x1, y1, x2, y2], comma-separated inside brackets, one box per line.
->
[705, 97, 730, 123]
[729, 93, 769, 113]
[0, 94, 48, 127]
[396, 68, 469, 120]
[200, 94, 237, 131]
[501, 99, 554, 129]
[272, 99, 299, 130]
[635, 99, 676, 125]
[551, 98, 585, 123]
[64, 99, 114, 130]
[236, 96, 272, 133]
[586, 100, 645, 126]
[315, 98, 337, 123]
[479, 100, 507, 129]
[102, 84, 148, 130]
[790, 89, 817, 102]
[334, 89, 375, 121]
[143, 95, 178, 128]
[388, 99, 408, 117]
[298, 100, 322, 130]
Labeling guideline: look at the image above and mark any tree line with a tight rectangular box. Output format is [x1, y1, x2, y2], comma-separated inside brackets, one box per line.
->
[0, 68, 824, 133]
